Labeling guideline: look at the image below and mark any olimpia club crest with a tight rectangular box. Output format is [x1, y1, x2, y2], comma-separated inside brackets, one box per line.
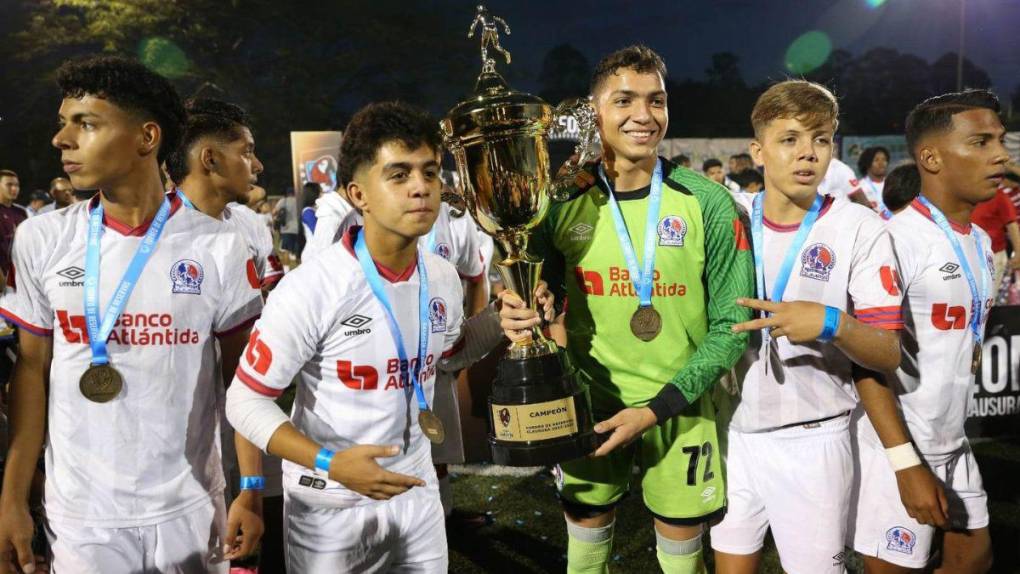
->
[170, 259, 204, 294]
[800, 243, 836, 282]
[657, 215, 687, 247]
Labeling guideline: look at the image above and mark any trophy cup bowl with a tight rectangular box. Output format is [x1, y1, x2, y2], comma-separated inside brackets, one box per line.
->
[441, 9, 599, 466]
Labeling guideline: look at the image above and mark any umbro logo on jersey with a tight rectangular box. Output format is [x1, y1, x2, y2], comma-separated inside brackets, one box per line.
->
[298, 475, 327, 490]
[569, 223, 593, 241]
[56, 266, 85, 287]
[341, 314, 372, 336]
[940, 262, 961, 281]
[700, 486, 717, 504]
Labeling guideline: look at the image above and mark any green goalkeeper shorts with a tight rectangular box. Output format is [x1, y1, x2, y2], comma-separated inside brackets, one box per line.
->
[556, 394, 725, 523]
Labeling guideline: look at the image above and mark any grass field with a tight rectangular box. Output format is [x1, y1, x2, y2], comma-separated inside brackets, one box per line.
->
[448, 438, 1020, 573]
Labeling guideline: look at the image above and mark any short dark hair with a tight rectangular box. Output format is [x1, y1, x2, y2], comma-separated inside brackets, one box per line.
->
[0, 170, 17, 180]
[338, 101, 441, 187]
[56, 55, 185, 164]
[882, 163, 921, 213]
[702, 158, 723, 172]
[165, 98, 253, 184]
[857, 146, 890, 177]
[905, 89, 1000, 159]
[670, 154, 690, 165]
[590, 45, 667, 94]
[49, 177, 70, 191]
[732, 168, 764, 189]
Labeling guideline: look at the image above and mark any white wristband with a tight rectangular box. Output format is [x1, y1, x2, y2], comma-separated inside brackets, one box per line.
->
[885, 442, 922, 471]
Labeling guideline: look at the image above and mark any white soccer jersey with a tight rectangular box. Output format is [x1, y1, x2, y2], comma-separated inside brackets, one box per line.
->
[223, 202, 284, 288]
[731, 196, 904, 432]
[859, 177, 885, 212]
[234, 226, 465, 509]
[0, 194, 263, 527]
[882, 200, 995, 460]
[818, 157, 862, 200]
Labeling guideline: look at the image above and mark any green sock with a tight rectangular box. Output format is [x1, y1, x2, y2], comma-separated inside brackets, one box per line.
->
[655, 530, 707, 574]
[566, 520, 614, 574]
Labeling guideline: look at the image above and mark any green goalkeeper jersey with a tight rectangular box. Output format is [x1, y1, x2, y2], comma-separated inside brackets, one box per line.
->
[532, 158, 754, 419]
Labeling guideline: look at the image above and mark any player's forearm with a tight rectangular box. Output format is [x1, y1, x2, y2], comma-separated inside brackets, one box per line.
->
[853, 367, 911, 449]
[465, 279, 488, 317]
[833, 314, 900, 372]
[265, 423, 329, 471]
[234, 433, 263, 479]
[0, 364, 48, 510]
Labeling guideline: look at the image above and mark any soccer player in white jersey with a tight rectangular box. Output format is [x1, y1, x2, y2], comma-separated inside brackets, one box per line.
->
[856, 146, 892, 219]
[165, 96, 296, 568]
[709, 80, 904, 574]
[225, 102, 548, 572]
[0, 55, 264, 574]
[849, 90, 1006, 574]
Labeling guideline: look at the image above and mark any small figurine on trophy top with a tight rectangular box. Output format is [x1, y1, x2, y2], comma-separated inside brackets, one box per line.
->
[468, 5, 511, 74]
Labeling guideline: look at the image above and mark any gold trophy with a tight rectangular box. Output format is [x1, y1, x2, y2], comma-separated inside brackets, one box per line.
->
[441, 5, 599, 466]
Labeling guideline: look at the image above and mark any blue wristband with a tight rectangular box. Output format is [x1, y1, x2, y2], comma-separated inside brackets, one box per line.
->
[239, 475, 265, 491]
[818, 306, 841, 343]
[314, 448, 335, 476]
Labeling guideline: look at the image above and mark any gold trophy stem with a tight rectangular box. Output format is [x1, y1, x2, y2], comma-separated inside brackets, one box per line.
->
[497, 232, 557, 360]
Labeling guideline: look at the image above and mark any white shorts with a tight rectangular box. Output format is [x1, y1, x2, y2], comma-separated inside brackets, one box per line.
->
[711, 414, 852, 574]
[284, 483, 447, 573]
[849, 431, 989, 568]
[46, 496, 228, 573]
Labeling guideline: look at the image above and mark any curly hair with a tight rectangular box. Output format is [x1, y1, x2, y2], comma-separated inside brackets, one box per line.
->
[56, 55, 185, 164]
[590, 45, 667, 94]
[338, 102, 441, 187]
[165, 98, 252, 184]
[905, 89, 1000, 159]
[856, 146, 890, 178]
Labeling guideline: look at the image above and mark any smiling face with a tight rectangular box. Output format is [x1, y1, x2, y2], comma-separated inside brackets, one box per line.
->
[592, 67, 668, 167]
[52, 95, 159, 191]
[347, 141, 441, 242]
[917, 108, 1008, 205]
[751, 116, 834, 204]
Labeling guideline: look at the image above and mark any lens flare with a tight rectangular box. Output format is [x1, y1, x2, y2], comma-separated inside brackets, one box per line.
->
[784, 31, 833, 74]
[138, 37, 190, 78]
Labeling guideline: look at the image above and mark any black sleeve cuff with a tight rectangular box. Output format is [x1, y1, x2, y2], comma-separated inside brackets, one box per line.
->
[647, 385, 691, 424]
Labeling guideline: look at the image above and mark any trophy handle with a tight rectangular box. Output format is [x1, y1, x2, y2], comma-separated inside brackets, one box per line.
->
[549, 97, 600, 202]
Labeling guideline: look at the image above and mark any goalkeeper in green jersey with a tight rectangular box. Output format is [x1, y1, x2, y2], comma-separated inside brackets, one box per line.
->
[499, 45, 754, 574]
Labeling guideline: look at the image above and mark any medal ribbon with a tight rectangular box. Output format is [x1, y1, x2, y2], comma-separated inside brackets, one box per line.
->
[354, 228, 431, 412]
[916, 196, 988, 346]
[598, 159, 664, 308]
[750, 192, 825, 347]
[84, 196, 173, 366]
[176, 189, 195, 210]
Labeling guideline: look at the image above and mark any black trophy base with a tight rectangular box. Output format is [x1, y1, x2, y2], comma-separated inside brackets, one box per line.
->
[487, 351, 597, 467]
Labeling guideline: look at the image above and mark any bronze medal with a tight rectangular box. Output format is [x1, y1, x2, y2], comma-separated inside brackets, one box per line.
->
[418, 410, 446, 444]
[971, 343, 982, 375]
[630, 305, 662, 342]
[79, 364, 123, 403]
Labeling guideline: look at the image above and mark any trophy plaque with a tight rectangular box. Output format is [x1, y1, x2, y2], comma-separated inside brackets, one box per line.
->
[441, 5, 600, 466]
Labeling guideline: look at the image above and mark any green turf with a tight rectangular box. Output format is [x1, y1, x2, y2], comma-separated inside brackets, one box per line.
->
[449, 437, 1020, 573]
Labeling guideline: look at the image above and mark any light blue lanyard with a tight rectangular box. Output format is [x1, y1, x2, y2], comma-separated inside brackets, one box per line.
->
[597, 159, 663, 308]
[176, 189, 195, 210]
[354, 229, 430, 411]
[916, 196, 988, 344]
[750, 192, 824, 345]
[84, 197, 172, 366]
[425, 227, 437, 254]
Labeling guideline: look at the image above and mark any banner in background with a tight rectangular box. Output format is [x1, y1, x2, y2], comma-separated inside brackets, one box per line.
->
[290, 131, 343, 194]
[967, 305, 1020, 438]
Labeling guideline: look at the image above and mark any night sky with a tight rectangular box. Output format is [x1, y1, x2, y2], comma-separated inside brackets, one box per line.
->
[454, 0, 1019, 99]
